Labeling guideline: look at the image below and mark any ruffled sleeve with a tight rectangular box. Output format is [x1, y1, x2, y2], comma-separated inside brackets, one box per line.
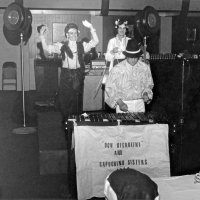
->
[105, 66, 124, 108]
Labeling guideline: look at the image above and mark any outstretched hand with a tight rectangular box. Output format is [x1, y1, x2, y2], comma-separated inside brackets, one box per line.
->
[82, 20, 92, 28]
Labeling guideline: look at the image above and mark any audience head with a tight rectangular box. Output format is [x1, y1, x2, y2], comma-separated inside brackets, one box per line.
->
[105, 168, 159, 200]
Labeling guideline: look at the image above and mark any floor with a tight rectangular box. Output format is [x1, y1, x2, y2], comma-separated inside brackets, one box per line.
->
[1, 90, 200, 199]
[0, 91, 69, 199]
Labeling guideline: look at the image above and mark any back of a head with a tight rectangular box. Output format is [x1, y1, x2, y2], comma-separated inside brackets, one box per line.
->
[107, 168, 159, 200]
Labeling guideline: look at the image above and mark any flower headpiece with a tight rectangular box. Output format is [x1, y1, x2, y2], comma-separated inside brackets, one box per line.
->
[115, 19, 128, 28]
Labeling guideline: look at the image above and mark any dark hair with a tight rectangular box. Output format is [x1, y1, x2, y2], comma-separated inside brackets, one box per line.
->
[114, 19, 129, 35]
[117, 20, 126, 27]
[37, 24, 45, 33]
[115, 19, 128, 28]
[64, 23, 79, 34]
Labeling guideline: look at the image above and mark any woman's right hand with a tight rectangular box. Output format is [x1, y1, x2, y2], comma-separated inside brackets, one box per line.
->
[112, 47, 119, 54]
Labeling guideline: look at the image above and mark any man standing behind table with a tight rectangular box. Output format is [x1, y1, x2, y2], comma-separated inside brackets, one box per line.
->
[38, 20, 99, 121]
[105, 38, 154, 113]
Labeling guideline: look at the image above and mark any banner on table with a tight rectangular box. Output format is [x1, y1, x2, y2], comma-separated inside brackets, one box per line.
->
[74, 124, 169, 200]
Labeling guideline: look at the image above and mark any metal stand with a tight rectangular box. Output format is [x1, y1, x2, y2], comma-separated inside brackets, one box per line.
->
[93, 66, 107, 99]
[143, 36, 147, 61]
[180, 58, 186, 125]
[93, 62, 109, 111]
[177, 57, 188, 175]
[76, 92, 79, 121]
[12, 33, 36, 134]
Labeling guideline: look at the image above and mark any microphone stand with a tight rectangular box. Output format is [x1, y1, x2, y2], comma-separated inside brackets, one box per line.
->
[93, 59, 108, 111]
[12, 33, 36, 134]
[177, 56, 188, 175]
[180, 58, 185, 125]
[143, 36, 147, 62]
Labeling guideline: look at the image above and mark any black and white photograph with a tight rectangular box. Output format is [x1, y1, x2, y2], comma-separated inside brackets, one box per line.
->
[1, 0, 200, 200]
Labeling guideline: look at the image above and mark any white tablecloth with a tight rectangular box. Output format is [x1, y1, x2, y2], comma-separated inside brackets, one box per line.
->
[153, 175, 200, 200]
[74, 124, 170, 200]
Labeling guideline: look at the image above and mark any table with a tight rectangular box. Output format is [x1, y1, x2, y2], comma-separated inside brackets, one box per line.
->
[34, 59, 104, 110]
[72, 123, 170, 200]
[104, 174, 200, 200]
[153, 174, 200, 200]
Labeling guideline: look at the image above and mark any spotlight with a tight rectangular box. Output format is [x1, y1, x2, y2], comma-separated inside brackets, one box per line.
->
[3, 2, 32, 45]
[135, 6, 160, 38]
[3, 2, 25, 31]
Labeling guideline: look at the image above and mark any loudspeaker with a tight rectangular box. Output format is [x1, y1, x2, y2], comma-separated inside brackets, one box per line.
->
[101, 0, 109, 16]
[34, 63, 59, 101]
[37, 112, 68, 174]
[3, 2, 32, 45]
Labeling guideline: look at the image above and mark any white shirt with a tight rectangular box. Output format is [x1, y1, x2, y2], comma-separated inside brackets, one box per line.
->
[105, 59, 154, 108]
[105, 35, 130, 62]
[40, 29, 98, 69]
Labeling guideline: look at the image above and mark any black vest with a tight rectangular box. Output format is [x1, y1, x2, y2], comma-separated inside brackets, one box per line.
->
[60, 41, 85, 70]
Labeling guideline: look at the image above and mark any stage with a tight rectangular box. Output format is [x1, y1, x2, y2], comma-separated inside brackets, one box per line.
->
[1, 91, 200, 199]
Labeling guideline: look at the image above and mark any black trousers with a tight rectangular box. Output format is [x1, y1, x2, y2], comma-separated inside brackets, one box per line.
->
[59, 68, 84, 119]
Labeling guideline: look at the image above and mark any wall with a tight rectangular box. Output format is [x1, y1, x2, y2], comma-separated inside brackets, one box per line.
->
[91, 16, 103, 53]
[172, 16, 200, 53]
[1, 0, 200, 12]
[0, 10, 92, 90]
[0, 14, 31, 91]
[160, 17, 172, 53]
[1, 0, 200, 90]
[0, 10, 173, 90]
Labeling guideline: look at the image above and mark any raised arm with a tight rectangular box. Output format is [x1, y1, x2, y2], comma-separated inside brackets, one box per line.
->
[82, 20, 99, 53]
[105, 38, 116, 62]
[38, 25, 62, 55]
